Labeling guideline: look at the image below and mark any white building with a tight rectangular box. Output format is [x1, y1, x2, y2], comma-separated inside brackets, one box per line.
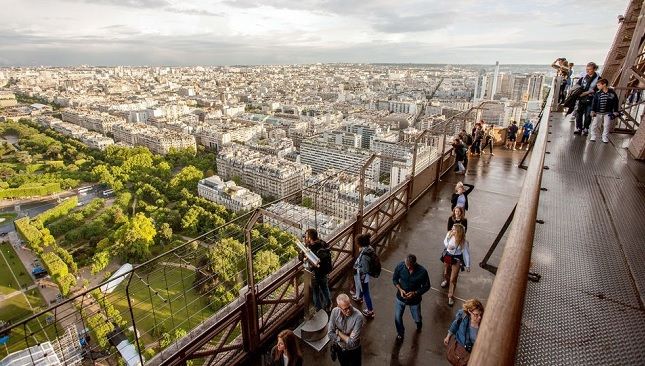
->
[198, 175, 262, 212]
[264, 201, 341, 239]
[300, 139, 380, 183]
[217, 144, 311, 200]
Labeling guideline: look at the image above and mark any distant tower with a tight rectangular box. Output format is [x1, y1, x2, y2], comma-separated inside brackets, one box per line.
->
[491, 61, 500, 100]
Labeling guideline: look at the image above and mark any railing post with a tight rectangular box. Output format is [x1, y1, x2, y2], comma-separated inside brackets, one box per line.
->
[125, 272, 145, 366]
[436, 122, 448, 182]
[242, 209, 261, 352]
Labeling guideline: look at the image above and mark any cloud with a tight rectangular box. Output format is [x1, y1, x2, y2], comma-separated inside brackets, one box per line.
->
[372, 12, 456, 33]
[165, 7, 223, 17]
[75, 0, 170, 8]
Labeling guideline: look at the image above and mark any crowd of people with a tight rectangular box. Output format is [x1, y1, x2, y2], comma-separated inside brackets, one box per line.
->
[267, 173, 485, 365]
[555, 57, 619, 144]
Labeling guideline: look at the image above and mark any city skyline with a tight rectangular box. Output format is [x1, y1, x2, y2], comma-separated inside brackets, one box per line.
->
[1, 0, 626, 66]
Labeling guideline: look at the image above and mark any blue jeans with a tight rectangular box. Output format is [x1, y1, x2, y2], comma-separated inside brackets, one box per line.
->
[576, 102, 592, 131]
[312, 275, 331, 311]
[394, 297, 421, 337]
[361, 281, 373, 311]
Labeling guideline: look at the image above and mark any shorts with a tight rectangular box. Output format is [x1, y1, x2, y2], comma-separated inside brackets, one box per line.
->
[508, 135, 516, 142]
[521, 134, 530, 143]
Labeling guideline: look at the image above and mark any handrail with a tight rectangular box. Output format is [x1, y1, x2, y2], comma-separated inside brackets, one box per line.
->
[468, 79, 555, 365]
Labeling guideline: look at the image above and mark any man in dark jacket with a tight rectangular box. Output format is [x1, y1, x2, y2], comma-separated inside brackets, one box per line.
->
[299, 228, 332, 311]
[574, 62, 600, 136]
[590, 78, 619, 143]
[392, 254, 431, 341]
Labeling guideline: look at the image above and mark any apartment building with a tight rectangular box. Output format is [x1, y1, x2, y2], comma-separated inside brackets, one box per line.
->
[197, 175, 262, 213]
[299, 138, 380, 182]
[217, 144, 311, 200]
[264, 201, 340, 239]
[302, 169, 378, 222]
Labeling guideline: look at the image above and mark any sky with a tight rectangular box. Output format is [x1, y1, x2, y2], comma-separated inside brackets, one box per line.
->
[0, 0, 628, 66]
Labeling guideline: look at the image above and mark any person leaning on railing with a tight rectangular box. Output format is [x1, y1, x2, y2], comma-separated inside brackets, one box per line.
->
[443, 298, 485, 366]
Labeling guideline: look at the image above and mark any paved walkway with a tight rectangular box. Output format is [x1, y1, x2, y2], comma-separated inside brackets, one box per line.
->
[516, 113, 645, 365]
[291, 146, 529, 365]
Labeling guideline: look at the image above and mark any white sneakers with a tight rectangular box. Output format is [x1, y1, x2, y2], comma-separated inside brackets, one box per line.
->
[602, 137, 609, 143]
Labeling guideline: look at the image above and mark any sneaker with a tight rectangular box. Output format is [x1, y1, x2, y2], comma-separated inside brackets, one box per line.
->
[448, 297, 455, 306]
[440, 280, 448, 288]
[362, 309, 375, 318]
[513, 148, 517, 150]
[416, 321, 422, 331]
[590, 138, 596, 142]
[349, 289, 356, 297]
[574, 129, 581, 135]
[583, 129, 589, 136]
[351, 295, 363, 303]
[490, 153, 495, 156]
[602, 137, 609, 143]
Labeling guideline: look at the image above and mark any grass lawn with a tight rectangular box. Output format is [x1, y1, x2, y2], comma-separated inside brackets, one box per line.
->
[0, 212, 18, 221]
[0, 242, 33, 295]
[0, 289, 60, 357]
[111, 265, 216, 346]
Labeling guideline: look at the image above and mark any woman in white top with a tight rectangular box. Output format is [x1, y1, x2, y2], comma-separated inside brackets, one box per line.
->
[441, 224, 471, 306]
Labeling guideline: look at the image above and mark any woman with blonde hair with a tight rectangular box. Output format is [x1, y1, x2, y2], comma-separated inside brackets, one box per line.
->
[450, 181, 474, 211]
[444, 298, 484, 365]
[270, 329, 303, 366]
[441, 224, 471, 306]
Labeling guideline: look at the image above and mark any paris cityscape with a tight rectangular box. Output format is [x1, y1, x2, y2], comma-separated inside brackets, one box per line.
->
[0, 0, 637, 366]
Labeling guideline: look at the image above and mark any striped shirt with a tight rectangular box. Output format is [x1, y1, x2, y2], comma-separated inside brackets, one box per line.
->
[596, 91, 614, 114]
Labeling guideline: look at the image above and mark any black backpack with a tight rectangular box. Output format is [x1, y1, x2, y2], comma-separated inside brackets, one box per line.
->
[465, 134, 473, 146]
[316, 246, 333, 276]
[364, 248, 382, 278]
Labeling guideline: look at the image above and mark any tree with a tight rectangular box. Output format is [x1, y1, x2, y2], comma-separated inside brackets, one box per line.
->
[15, 151, 32, 164]
[158, 223, 173, 245]
[253, 250, 280, 281]
[114, 213, 157, 262]
[169, 166, 203, 197]
[91, 251, 111, 274]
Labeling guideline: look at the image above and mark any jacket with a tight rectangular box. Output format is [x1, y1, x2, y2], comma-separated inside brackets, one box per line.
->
[591, 88, 619, 114]
[450, 183, 474, 211]
[392, 261, 430, 305]
[269, 346, 303, 366]
[298, 239, 329, 279]
[447, 217, 468, 232]
[563, 85, 582, 115]
[448, 309, 478, 351]
[354, 246, 373, 276]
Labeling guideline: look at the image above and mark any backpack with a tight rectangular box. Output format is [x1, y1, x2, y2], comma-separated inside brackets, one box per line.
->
[364, 247, 382, 278]
[316, 246, 333, 276]
[464, 134, 473, 146]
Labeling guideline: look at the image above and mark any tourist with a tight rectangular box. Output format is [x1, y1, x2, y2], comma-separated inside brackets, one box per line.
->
[480, 128, 494, 156]
[518, 120, 534, 150]
[440, 224, 471, 306]
[447, 206, 468, 233]
[590, 78, 619, 143]
[392, 254, 431, 341]
[270, 329, 303, 366]
[453, 138, 467, 174]
[352, 233, 375, 318]
[574, 62, 600, 136]
[444, 299, 485, 366]
[298, 228, 332, 312]
[505, 121, 519, 150]
[450, 181, 474, 211]
[328, 293, 365, 366]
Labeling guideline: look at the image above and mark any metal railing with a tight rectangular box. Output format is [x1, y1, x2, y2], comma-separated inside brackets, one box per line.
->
[468, 78, 555, 365]
[0, 104, 483, 366]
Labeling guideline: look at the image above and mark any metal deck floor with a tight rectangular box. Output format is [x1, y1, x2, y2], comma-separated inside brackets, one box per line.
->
[516, 113, 645, 365]
[251, 146, 529, 366]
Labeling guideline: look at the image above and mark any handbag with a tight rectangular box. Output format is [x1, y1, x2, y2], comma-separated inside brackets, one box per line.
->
[446, 337, 470, 366]
[446, 313, 472, 365]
